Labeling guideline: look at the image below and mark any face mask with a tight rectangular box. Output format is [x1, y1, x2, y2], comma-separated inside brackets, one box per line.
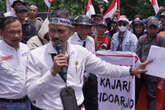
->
[118, 26, 127, 32]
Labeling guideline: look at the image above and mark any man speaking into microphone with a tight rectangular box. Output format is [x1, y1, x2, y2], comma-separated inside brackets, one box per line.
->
[26, 10, 152, 110]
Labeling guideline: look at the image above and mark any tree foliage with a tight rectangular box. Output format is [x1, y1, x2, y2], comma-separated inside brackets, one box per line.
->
[0, 0, 165, 19]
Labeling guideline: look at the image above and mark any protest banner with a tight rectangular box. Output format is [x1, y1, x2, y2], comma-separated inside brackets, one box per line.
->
[96, 51, 140, 110]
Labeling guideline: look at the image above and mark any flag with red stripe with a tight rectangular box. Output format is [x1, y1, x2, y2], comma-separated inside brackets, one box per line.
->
[150, 0, 159, 14]
[86, 0, 95, 18]
[103, 0, 120, 19]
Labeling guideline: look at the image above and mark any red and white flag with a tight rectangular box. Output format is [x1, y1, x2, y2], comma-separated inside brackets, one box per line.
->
[103, 0, 120, 19]
[150, 0, 159, 14]
[86, 0, 95, 18]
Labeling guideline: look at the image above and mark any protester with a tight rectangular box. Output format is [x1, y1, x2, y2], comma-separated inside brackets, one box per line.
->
[28, 5, 43, 34]
[68, 15, 97, 110]
[0, 16, 31, 110]
[132, 19, 145, 39]
[110, 15, 138, 51]
[93, 21, 110, 50]
[4, 0, 26, 17]
[15, 5, 36, 43]
[159, 11, 165, 32]
[136, 16, 165, 110]
[26, 9, 152, 110]
[91, 14, 103, 25]
[27, 18, 49, 50]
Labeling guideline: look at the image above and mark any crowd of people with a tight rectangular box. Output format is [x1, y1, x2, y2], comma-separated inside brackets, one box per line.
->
[0, 0, 165, 110]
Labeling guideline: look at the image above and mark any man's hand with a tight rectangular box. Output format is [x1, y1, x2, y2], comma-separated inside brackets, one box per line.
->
[131, 60, 153, 78]
[51, 54, 68, 76]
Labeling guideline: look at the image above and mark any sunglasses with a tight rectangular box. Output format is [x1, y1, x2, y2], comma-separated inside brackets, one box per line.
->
[118, 22, 127, 26]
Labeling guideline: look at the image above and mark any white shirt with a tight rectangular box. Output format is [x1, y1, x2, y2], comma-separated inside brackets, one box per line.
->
[26, 41, 130, 110]
[68, 32, 95, 54]
[0, 40, 30, 99]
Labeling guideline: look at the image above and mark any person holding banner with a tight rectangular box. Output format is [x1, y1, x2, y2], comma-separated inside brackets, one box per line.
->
[26, 9, 152, 110]
[136, 16, 165, 110]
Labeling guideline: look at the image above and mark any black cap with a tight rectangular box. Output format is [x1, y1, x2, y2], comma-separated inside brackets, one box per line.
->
[15, 5, 27, 13]
[11, 0, 26, 8]
[74, 15, 92, 26]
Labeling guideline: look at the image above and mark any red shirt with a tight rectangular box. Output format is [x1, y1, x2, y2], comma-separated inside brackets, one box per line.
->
[94, 36, 110, 50]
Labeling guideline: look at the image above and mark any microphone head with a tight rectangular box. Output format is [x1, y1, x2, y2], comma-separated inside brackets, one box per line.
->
[54, 40, 64, 54]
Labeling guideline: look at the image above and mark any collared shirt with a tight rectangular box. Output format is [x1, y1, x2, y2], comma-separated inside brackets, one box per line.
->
[68, 32, 95, 54]
[27, 41, 130, 110]
[110, 30, 138, 52]
[0, 40, 30, 99]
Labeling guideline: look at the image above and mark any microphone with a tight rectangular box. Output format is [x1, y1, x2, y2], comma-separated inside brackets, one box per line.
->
[53, 40, 67, 82]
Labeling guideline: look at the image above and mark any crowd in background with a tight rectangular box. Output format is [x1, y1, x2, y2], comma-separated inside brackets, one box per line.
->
[1, 0, 165, 110]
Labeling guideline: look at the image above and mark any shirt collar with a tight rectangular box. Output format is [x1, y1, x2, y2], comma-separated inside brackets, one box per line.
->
[1, 40, 20, 52]
[72, 32, 87, 42]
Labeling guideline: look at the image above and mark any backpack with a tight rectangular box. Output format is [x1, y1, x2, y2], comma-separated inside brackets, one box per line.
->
[141, 33, 160, 45]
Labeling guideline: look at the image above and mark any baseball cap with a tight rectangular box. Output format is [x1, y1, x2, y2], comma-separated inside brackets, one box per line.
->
[147, 16, 160, 27]
[118, 15, 129, 23]
[15, 5, 27, 13]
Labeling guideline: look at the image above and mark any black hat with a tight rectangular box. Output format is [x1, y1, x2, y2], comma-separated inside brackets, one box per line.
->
[11, 0, 26, 8]
[15, 5, 27, 13]
[74, 15, 92, 26]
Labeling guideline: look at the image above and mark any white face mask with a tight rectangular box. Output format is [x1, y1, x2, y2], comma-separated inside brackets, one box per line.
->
[118, 26, 127, 32]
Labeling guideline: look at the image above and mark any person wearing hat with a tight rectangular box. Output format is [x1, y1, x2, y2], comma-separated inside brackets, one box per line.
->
[4, 0, 26, 17]
[132, 19, 145, 39]
[91, 14, 103, 25]
[69, 15, 95, 54]
[159, 11, 165, 32]
[136, 16, 165, 110]
[26, 9, 152, 110]
[93, 21, 110, 50]
[15, 5, 36, 43]
[110, 15, 138, 52]
[68, 15, 97, 110]
[28, 5, 43, 34]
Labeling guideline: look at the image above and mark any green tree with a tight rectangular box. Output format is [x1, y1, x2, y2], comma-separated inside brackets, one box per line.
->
[0, 0, 165, 19]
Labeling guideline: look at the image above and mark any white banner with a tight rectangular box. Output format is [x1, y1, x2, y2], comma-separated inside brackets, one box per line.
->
[146, 45, 165, 78]
[96, 51, 140, 110]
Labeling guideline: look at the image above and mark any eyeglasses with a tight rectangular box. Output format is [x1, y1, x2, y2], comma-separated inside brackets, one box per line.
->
[118, 22, 127, 26]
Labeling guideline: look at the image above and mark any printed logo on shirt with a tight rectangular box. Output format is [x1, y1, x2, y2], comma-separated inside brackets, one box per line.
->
[0, 55, 13, 61]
